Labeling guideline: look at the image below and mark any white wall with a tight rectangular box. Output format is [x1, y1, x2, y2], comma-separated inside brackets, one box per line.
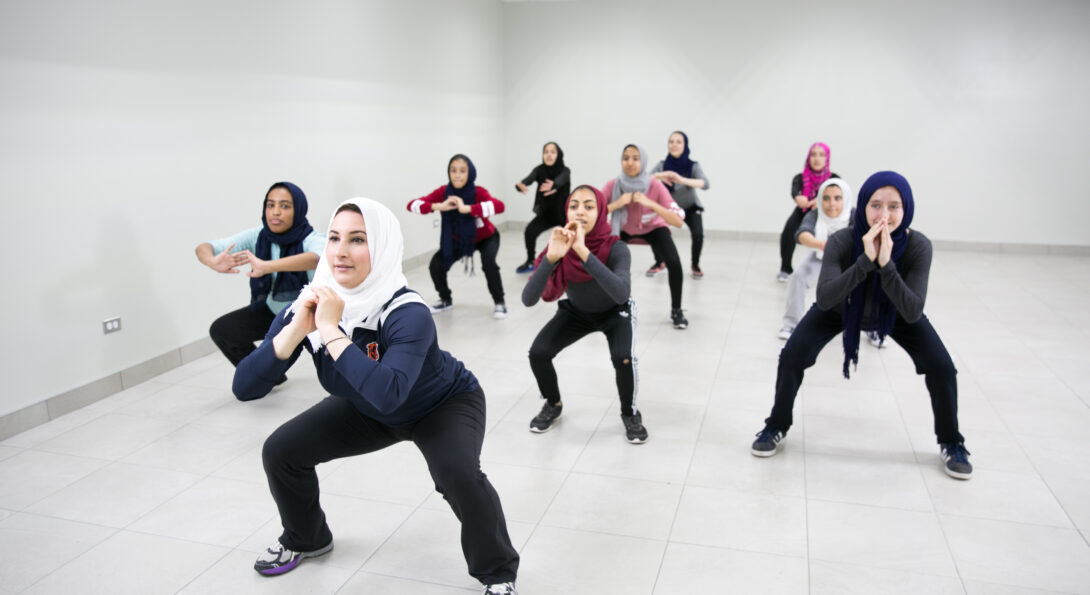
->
[501, 0, 1090, 246]
[3, 0, 1088, 419]
[0, 0, 505, 416]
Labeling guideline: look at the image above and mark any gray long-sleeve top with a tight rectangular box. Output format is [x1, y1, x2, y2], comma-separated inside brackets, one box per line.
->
[521, 242, 631, 314]
[816, 228, 932, 324]
[649, 161, 709, 210]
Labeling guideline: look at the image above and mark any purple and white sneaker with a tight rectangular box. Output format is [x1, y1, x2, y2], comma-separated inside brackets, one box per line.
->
[253, 539, 333, 575]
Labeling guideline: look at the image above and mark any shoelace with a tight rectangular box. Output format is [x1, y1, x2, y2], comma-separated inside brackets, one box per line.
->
[755, 428, 780, 442]
[945, 444, 971, 463]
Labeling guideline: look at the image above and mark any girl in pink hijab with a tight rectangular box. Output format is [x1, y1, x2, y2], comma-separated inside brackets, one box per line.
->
[778, 142, 839, 282]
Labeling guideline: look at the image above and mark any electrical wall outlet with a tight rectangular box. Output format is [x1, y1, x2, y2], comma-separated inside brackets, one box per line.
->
[102, 317, 122, 334]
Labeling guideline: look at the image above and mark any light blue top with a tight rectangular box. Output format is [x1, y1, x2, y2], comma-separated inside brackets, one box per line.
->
[209, 226, 326, 313]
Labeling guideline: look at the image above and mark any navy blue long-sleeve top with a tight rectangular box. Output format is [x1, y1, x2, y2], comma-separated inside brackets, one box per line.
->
[233, 291, 479, 428]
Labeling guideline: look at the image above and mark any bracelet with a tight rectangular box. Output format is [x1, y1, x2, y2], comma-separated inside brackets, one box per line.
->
[324, 336, 351, 349]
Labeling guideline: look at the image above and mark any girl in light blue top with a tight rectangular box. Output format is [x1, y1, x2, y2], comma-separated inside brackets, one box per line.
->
[195, 182, 323, 376]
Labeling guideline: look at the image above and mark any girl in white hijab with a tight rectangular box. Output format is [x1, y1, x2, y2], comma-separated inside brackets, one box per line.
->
[778, 179, 853, 339]
[233, 198, 520, 593]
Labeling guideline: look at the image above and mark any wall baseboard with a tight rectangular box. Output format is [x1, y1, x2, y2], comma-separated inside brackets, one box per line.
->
[0, 337, 217, 441]
[3, 226, 1087, 441]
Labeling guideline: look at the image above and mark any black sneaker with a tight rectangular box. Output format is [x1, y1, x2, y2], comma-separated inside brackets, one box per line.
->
[484, 581, 518, 594]
[751, 427, 785, 457]
[671, 308, 688, 329]
[429, 298, 453, 314]
[621, 411, 648, 444]
[516, 260, 535, 274]
[940, 442, 973, 479]
[253, 539, 333, 576]
[529, 402, 562, 433]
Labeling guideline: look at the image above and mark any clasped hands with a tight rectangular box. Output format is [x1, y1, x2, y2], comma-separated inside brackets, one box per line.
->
[435, 196, 473, 214]
[863, 218, 895, 267]
[544, 221, 590, 264]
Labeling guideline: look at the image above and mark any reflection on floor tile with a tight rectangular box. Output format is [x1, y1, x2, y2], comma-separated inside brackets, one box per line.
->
[5, 235, 1089, 593]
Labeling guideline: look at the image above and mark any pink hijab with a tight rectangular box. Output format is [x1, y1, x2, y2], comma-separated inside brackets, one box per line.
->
[801, 142, 832, 203]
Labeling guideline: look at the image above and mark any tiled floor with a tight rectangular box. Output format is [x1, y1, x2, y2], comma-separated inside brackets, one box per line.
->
[3, 233, 1090, 594]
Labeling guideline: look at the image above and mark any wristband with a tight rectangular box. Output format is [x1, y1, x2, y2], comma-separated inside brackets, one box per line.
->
[324, 336, 351, 349]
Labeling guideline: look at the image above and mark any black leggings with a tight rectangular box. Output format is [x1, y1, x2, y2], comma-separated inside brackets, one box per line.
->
[209, 304, 276, 366]
[528, 299, 638, 416]
[765, 304, 964, 444]
[622, 227, 683, 310]
[261, 387, 519, 584]
[779, 206, 807, 274]
[651, 205, 704, 268]
[523, 214, 563, 261]
[429, 233, 504, 304]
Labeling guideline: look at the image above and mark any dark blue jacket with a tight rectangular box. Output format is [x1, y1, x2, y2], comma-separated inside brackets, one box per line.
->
[233, 289, 479, 428]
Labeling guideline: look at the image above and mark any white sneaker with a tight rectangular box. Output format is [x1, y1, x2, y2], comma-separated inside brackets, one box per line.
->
[776, 271, 791, 283]
[777, 326, 793, 340]
[492, 303, 508, 319]
[867, 331, 885, 348]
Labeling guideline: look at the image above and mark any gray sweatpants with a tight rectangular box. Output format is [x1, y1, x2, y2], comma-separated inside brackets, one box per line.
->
[781, 252, 823, 330]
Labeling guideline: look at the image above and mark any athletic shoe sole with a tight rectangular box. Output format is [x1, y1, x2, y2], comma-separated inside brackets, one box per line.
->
[257, 542, 334, 576]
[529, 421, 557, 433]
[943, 466, 972, 480]
[750, 446, 778, 457]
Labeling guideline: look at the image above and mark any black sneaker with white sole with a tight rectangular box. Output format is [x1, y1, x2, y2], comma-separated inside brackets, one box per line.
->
[621, 411, 648, 444]
[429, 298, 453, 314]
[751, 427, 785, 457]
[671, 308, 688, 329]
[253, 539, 333, 576]
[529, 402, 562, 433]
[940, 442, 972, 479]
[484, 581, 518, 594]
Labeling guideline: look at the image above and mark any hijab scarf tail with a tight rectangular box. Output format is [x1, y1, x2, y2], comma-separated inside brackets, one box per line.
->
[842, 171, 915, 378]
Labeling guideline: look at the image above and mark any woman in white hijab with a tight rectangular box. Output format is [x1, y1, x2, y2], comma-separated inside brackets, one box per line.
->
[778, 179, 853, 339]
[233, 198, 520, 594]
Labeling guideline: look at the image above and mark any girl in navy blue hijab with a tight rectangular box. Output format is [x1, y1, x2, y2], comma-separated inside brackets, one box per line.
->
[196, 181, 323, 375]
[406, 154, 509, 318]
[749, 171, 973, 480]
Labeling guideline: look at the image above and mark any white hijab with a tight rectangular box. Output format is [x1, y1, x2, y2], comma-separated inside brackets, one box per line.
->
[292, 197, 425, 349]
[813, 178, 853, 260]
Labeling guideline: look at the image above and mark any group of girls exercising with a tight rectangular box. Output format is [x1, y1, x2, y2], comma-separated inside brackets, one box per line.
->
[193, 134, 972, 593]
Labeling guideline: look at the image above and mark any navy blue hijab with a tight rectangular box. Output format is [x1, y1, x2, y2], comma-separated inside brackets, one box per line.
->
[662, 130, 696, 179]
[440, 154, 480, 268]
[842, 171, 915, 377]
[251, 181, 314, 310]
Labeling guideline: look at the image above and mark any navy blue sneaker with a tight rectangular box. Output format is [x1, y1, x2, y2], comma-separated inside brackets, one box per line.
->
[516, 260, 535, 274]
[940, 442, 972, 479]
[751, 427, 785, 457]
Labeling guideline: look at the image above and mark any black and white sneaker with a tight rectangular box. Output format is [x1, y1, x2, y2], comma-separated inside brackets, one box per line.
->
[493, 303, 509, 319]
[940, 442, 973, 479]
[751, 427, 785, 457]
[529, 402, 562, 433]
[253, 539, 333, 576]
[867, 331, 885, 348]
[671, 308, 688, 329]
[484, 581, 518, 594]
[621, 411, 648, 444]
[429, 298, 453, 314]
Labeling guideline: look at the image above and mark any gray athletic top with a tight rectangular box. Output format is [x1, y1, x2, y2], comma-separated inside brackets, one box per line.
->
[521, 241, 631, 314]
[649, 161, 709, 210]
[816, 228, 933, 324]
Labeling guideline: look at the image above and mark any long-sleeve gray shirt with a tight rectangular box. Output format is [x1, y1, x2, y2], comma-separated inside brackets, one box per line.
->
[650, 161, 709, 210]
[816, 228, 932, 324]
[521, 242, 631, 314]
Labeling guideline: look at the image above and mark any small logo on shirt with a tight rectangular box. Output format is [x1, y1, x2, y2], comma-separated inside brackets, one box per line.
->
[366, 342, 380, 361]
